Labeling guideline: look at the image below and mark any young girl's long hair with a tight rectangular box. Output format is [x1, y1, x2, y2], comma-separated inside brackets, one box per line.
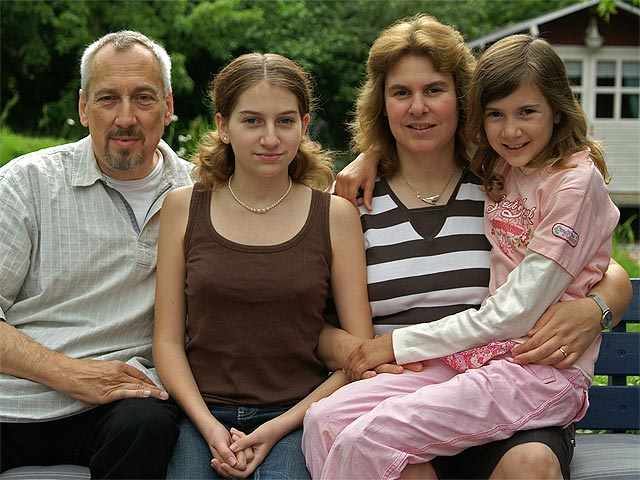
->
[467, 34, 609, 200]
[349, 14, 476, 178]
[192, 53, 334, 190]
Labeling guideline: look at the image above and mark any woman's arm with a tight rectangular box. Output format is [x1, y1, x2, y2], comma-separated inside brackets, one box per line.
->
[512, 259, 632, 367]
[334, 151, 380, 211]
[153, 187, 248, 473]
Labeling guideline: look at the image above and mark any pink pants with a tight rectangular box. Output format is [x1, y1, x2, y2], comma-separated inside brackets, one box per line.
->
[302, 357, 589, 480]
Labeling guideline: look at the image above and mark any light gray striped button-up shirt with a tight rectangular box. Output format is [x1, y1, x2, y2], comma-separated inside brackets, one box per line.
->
[0, 135, 194, 422]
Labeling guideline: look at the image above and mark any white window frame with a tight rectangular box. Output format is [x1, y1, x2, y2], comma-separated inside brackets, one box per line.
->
[555, 46, 639, 122]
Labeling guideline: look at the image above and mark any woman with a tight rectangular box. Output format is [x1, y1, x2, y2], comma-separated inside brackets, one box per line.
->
[303, 15, 631, 480]
[153, 53, 373, 479]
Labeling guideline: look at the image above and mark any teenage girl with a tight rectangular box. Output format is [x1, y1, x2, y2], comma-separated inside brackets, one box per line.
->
[153, 53, 372, 479]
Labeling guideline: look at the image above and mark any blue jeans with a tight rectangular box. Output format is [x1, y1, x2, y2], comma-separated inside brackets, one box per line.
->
[167, 404, 310, 479]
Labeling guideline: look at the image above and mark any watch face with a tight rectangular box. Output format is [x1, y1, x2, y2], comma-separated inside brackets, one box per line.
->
[602, 310, 614, 329]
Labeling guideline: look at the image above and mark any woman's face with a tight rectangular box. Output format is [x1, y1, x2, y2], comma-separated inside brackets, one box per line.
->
[384, 55, 458, 161]
[216, 80, 309, 179]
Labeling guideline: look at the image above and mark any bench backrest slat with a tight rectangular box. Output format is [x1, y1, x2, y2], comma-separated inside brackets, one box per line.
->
[575, 278, 639, 431]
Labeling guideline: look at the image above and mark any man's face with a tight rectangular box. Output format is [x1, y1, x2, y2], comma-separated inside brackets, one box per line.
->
[79, 43, 173, 180]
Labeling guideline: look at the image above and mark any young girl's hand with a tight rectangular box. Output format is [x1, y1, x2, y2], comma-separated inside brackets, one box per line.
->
[343, 335, 396, 381]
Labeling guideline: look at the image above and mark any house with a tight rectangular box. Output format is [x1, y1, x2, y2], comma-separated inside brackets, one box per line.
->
[468, 0, 640, 208]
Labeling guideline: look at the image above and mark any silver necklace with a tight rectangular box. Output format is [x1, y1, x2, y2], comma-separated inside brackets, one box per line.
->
[399, 168, 457, 205]
[227, 174, 293, 214]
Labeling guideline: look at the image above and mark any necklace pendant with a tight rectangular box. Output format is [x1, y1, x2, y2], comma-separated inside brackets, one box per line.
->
[421, 194, 439, 205]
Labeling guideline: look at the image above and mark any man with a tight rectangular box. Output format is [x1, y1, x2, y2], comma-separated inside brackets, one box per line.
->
[0, 31, 194, 478]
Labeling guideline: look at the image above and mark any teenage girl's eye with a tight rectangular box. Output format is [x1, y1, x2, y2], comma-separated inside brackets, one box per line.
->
[426, 87, 442, 95]
[243, 118, 259, 125]
[278, 117, 296, 125]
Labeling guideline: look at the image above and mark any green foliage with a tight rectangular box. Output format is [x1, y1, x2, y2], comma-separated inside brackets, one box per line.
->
[613, 215, 640, 278]
[0, 0, 634, 154]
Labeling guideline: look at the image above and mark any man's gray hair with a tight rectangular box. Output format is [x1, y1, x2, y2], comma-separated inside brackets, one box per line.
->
[80, 30, 171, 98]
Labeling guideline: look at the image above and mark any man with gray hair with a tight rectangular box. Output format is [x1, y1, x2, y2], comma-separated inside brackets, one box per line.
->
[0, 31, 194, 478]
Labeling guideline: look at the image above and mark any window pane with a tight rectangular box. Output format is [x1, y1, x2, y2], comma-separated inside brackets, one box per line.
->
[597, 61, 616, 87]
[622, 61, 640, 87]
[596, 94, 614, 118]
[621, 94, 639, 118]
[565, 60, 582, 86]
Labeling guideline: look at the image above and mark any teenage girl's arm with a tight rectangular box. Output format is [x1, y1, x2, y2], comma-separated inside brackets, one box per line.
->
[512, 258, 631, 368]
[153, 187, 251, 474]
[214, 194, 374, 479]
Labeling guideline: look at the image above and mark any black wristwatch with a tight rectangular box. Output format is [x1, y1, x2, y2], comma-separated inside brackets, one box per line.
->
[588, 294, 613, 329]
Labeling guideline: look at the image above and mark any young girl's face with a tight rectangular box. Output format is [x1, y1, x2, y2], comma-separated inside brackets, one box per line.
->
[483, 82, 559, 168]
[216, 80, 310, 178]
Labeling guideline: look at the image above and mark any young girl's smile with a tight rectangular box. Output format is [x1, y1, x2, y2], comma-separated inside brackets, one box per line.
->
[483, 82, 559, 168]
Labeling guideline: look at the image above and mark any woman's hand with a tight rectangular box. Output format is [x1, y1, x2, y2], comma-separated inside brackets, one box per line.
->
[335, 151, 380, 211]
[512, 298, 601, 368]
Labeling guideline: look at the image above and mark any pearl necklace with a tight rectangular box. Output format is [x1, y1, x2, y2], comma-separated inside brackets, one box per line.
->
[398, 168, 457, 205]
[227, 174, 293, 214]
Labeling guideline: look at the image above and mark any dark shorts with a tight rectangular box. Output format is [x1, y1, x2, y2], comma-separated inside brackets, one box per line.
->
[431, 424, 575, 479]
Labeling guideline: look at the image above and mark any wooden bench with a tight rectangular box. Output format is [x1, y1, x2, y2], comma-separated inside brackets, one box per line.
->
[570, 278, 640, 479]
[2, 281, 638, 479]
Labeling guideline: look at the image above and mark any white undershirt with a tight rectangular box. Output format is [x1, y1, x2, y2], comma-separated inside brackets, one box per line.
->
[104, 151, 165, 229]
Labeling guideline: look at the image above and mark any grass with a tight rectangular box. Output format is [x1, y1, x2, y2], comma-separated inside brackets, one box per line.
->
[0, 129, 68, 168]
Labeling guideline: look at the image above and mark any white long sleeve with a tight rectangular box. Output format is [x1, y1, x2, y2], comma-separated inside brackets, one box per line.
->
[393, 251, 573, 365]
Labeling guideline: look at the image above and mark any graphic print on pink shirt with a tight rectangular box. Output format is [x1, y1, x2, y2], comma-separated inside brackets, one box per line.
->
[486, 195, 536, 253]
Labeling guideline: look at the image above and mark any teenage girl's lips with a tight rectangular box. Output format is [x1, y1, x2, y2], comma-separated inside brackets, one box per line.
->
[257, 152, 283, 161]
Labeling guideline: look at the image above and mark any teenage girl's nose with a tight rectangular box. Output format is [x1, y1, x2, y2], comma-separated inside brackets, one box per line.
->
[260, 125, 280, 147]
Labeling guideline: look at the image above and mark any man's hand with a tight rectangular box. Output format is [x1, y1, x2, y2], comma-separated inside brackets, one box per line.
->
[343, 335, 396, 382]
[58, 358, 169, 404]
[512, 299, 601, 368]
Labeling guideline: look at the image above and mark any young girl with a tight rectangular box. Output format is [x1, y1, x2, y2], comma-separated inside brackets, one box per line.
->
[153, 53, 373, 479]
[303, 34, 619, 480]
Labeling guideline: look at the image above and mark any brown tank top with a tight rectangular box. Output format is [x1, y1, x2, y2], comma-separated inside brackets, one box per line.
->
[183, 184, 332, 407]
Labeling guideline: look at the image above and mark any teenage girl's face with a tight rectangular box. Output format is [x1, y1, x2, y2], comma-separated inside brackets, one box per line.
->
[384, 55, 458, 161]
[483, 82, 559, 168]
[216, 80, 310, 178]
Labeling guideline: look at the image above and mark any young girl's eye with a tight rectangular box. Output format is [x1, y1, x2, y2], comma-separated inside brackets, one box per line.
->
[521, 108, 536, 116]
[485, 111, 502, 118]
[243, 118, 259, 125]
[279, 117, 296, 125]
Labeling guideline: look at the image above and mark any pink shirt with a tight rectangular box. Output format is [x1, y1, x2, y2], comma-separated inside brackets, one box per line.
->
[486, 150, 619, 376]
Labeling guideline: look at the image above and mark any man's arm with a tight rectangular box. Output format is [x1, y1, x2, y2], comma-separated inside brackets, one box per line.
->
[0, 320, 168, 404]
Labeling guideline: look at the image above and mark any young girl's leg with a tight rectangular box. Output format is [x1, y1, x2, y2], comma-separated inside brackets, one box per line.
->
[302, 362, 457, 478]
[321, 360, 588, 480]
